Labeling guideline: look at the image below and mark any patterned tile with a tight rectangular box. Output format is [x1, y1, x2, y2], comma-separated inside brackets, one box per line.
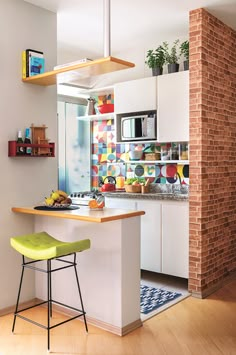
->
[90, 118, 189, 189]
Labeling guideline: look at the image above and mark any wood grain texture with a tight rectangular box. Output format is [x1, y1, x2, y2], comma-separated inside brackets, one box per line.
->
[1, 279, 235, 354]
[12, 206, 145, 223]
[22, 56, 135, 86]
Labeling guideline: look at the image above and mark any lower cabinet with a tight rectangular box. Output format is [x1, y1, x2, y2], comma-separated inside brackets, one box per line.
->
[162, 201, 189, 278]
[137, 200, 161, 273]
[105, 197, 189, 278]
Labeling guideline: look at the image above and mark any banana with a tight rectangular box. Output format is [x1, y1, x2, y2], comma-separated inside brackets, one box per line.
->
[54, 190, 68, 199]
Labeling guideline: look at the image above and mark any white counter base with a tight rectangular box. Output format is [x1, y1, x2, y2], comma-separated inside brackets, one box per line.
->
[34, 215, 142, 335]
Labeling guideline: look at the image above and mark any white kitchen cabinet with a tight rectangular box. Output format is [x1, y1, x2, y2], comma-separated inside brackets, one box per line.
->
[105, 197, 137, 209]
[105, 196, 189, 278]
[114, 77, 157, 114]
[157, 71, 189, 142]
[136, 200, 161, 273]
[162, 201, 189, 278]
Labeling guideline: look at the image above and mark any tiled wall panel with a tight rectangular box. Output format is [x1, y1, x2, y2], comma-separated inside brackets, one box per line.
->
[91, 118, 189, 187]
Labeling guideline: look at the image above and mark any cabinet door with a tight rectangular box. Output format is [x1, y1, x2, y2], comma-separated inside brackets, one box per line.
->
[104, 197, 137, 209]
[157, 71, 189, 142]
[137, 200, 161, 273]
[114, 77, 157, 114]
[162, 202, 189, 278]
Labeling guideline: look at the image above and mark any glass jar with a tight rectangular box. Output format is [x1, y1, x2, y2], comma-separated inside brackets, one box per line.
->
[179, 143, 188, 160]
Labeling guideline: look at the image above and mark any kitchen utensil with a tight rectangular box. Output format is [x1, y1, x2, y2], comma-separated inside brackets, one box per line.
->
[101, 176, 116, 192]
[86, 97, 96, 115]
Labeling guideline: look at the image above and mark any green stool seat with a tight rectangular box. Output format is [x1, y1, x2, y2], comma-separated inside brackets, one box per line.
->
[10, 231, 91, 352]
[10, 231, 90, 260]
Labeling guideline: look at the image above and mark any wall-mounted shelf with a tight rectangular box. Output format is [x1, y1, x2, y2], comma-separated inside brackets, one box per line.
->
[78, 112, 115, 121]
[124, 160, 189, 164]
[8, 141, 55, 157]
[22, 57, 135, 86]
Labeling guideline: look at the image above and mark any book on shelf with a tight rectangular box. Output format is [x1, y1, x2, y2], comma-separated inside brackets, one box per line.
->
[22, 49, 45, 78]
[53, 58, 93, 70]
[22, 50, 27, 79]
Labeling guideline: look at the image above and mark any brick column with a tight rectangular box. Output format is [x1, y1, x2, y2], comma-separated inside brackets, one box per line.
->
[189, 8, 236, 297]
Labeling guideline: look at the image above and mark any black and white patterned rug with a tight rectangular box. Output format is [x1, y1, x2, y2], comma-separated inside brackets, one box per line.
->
[140, 284, 182, 315]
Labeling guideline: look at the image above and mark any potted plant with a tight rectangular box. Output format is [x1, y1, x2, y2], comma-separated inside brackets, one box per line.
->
[145, 45, 165, 76]
[162, 39, 180, 73]
[180, 40, 189, 70]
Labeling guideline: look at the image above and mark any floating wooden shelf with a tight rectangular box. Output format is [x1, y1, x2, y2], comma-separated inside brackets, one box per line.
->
[22, 57, 135, 86]
[8, 141, 55, 157]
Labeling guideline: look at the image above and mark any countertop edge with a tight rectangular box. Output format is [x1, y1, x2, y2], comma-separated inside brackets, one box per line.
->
[11, 206, 145, 223]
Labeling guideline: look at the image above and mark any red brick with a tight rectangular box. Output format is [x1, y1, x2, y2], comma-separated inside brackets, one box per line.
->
[189, 8, 236, 296]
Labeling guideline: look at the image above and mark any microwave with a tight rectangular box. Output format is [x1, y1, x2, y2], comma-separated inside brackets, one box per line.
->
[121, 113, 156, 141]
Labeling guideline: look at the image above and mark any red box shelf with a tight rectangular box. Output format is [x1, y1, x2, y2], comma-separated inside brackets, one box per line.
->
[8, 141, 55, 157]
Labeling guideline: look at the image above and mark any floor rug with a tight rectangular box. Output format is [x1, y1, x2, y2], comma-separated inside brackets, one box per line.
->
[140, 284, 182, 315]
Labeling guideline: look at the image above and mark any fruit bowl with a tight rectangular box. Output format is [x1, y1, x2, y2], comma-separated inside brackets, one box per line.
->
[97, 104, 114, 114]
[44, 190, 72, 208]
[44, 203, 72, 209]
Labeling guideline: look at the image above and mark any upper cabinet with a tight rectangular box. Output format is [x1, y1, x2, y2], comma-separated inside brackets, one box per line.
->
[114, 72, 189, 144]
[157, 71, 189, 142]
[114, 76, 157, 114]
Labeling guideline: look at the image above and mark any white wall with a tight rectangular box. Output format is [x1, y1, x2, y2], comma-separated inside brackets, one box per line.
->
[0, 0, 57, 310]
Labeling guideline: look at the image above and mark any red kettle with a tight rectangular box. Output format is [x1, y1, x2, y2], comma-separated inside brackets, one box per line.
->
[101, 176, 116, 192]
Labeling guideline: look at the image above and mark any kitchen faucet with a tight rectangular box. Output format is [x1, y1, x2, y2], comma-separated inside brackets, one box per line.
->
[175, 172, 182, 185]
[174, 172, 185, 194]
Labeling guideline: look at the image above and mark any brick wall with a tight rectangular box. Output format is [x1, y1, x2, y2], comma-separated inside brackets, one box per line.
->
[189, 8, 236, 297]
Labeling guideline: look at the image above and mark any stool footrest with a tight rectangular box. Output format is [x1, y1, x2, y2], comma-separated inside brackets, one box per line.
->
[14, 301, 86, 331]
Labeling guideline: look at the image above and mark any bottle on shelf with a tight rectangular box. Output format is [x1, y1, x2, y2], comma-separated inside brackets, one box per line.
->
[16, 130, 24, 155]
[24, 128, 32, 155]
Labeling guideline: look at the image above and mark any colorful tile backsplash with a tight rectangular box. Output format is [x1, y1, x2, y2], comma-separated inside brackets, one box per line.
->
[91, 118, 189, 188]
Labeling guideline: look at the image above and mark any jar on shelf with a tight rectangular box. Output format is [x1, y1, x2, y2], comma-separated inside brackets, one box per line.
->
[179, 143, 189, 160]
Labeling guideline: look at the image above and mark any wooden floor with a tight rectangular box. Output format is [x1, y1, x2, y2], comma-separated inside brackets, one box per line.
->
[0, 279, 236, 355]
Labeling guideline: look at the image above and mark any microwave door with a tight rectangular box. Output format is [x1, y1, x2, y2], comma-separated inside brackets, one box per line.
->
[142, 117, 147, 137]
[122, 117, 142, 139]
[135, 118, 142, 137]
[122, 118, 132, 138]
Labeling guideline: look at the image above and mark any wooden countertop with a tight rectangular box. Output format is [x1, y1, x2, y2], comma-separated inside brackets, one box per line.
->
[12, 206, 145, 223]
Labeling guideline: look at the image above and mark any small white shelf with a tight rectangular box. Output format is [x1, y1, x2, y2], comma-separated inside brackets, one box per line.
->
[77, 112, 115, 121]
[125, 160, 189, 164]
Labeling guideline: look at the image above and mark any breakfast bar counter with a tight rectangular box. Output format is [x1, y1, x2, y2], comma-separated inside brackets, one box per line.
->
[12, 206, 145, 336]
[12, 205, 145, 222]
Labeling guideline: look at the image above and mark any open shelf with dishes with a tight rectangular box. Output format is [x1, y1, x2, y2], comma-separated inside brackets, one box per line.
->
[8, 141, 55, 157]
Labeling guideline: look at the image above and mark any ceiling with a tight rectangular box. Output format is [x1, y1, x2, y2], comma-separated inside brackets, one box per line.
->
[24, 0, 236, 65]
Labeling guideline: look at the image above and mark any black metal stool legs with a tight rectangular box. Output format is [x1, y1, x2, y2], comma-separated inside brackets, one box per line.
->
[12, 253, 88, 352]
[73, 253, 88, 332]
[12, 255, 25, 333]
[47, 259, 52, 351]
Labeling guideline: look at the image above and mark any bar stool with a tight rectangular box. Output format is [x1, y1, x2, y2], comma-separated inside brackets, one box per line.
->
[10, 231, 91, 352]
